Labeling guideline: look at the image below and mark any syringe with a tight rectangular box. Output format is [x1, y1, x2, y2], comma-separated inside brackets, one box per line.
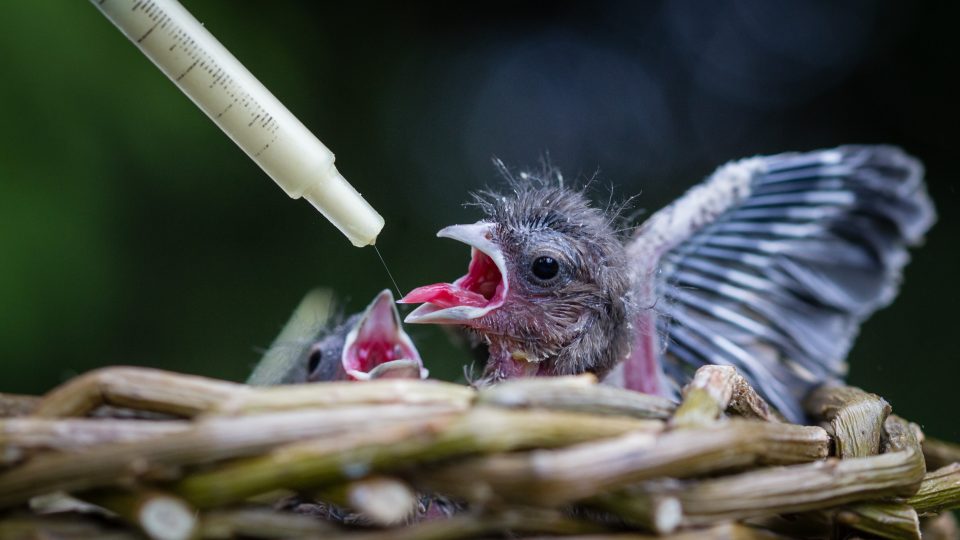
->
[91, 0, 384, 247]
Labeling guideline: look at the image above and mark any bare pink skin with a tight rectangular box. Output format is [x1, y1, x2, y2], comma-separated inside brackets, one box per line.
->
[624, 312, 662, 395]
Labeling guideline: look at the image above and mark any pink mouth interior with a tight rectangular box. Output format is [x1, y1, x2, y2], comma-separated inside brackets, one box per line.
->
[400, 248, 505, 309]
[344, 298, 422, 377]
[346, 340, 418, 375]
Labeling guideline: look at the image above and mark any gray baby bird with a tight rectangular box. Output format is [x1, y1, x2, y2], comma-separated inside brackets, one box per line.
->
[400, 146, 935, 422]
[248, 289, 426, 385]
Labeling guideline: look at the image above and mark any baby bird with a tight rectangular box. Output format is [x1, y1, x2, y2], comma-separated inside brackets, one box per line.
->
[400, 146, 935, 421]
[248, 289, 427, 385]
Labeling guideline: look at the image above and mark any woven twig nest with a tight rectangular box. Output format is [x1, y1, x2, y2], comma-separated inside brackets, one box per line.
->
[1, 365, 958, 540]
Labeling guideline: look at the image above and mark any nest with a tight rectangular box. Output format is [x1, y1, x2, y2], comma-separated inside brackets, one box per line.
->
[1, 365, 958, 540]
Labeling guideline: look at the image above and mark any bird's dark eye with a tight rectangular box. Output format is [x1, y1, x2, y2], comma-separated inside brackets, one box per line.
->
[307, 348, 323, 374]
[531, 256, 560, 281]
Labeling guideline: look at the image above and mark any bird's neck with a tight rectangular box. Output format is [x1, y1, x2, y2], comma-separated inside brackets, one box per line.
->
[484, 340, 546, 379]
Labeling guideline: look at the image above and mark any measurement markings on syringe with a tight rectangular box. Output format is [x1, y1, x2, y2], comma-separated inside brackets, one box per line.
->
[127, 0, 279, 155]
[134, 3, 165, 43]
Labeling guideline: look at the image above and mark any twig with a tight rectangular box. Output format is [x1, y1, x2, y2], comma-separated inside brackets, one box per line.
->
[32, 367, 244, 418]
[669, 388, 723, 429]
[647, 416, 925, 526]
[419, 420, 829, 506]
[834, 502, 920, 540]
[906, 463, 960, 514]
[670, 366, 779, 428]
[1, 417, 190, 466]
[0, 405, 459, 508]
[200, 507, 338, 539]
[805, 384, 891, 458]
[586, 488, 683, 534]
[320, 508, 608, 540]
[31, 366, 476, 419]
[29, 491, 110, 515]
[501, 523, 791, 539]
[83, 489, 197, 540]
[0, 393, 39, 417]
[6, 365, 952, 539]
[317, 476, 419, 526]
[216, 379, 475, 416]
[477, 375, 676, 420]
[172, 408, 659, 508]
[777, 500, 922, 540]
[0, 512, 142, 540]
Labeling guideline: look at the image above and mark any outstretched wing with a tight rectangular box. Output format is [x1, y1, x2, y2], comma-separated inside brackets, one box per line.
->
[622, 146, 935, 422]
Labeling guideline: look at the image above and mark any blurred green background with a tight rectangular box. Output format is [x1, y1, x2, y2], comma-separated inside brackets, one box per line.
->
[1, 2, 956, 439]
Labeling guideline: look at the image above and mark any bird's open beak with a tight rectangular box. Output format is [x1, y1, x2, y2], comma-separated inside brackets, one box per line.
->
[342, 290, 428, 380]
[399, 222, 509, 325]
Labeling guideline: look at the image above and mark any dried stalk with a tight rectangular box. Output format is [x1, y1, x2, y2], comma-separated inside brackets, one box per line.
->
[647, 416, 925, 526]
[0, 404, 459, 508]
[923, 437, 960, 470]
[84, 489, 197, 540]
[906, 462, 960, 514]
[669, 388, 724, 428]
[321, 508, 607, 540]
[0, 393, 39, 417]
[477, 375, 676, 420]
[0, 512, 141, 540]
[504, 523, 790, 540]
[200, 507, 337, 539]
[723, 376, 781, 423]
[29, 491, 109, 515]
[742, 513, 834, 539]
[1, 417, 190, 466]
[32, 366, 244, 418]
[317, 476, 419, 526]
[171, 420, 436, 511]
[31, 366, 477, 419]
[804, 384, 891, 458]
[670, 366, 778, 428]
[216, 379, 475, 415]
[172, 407, 659, 508]
[772, 500, 922, 540]
[586, 488, 683, 534]
[7, 365, 954, 539]
[420, 420, 828, 506]
[834, 502, 920, 540]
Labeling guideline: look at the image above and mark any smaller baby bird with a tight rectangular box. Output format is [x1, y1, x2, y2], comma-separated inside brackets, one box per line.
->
[401, 146, 935, 422]
[248, 289, 427, 385]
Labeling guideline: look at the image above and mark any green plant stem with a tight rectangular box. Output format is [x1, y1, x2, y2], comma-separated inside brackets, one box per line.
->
[907, 463, 960, 514]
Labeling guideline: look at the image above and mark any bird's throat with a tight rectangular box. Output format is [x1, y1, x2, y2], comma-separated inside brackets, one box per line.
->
[484, 343, 543, 379]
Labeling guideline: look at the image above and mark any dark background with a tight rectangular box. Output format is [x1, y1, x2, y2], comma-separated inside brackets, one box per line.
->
[2, 2, 956, 439]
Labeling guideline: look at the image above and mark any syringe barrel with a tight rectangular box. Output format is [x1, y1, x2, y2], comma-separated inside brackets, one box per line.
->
[93, 0, 384, 247]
